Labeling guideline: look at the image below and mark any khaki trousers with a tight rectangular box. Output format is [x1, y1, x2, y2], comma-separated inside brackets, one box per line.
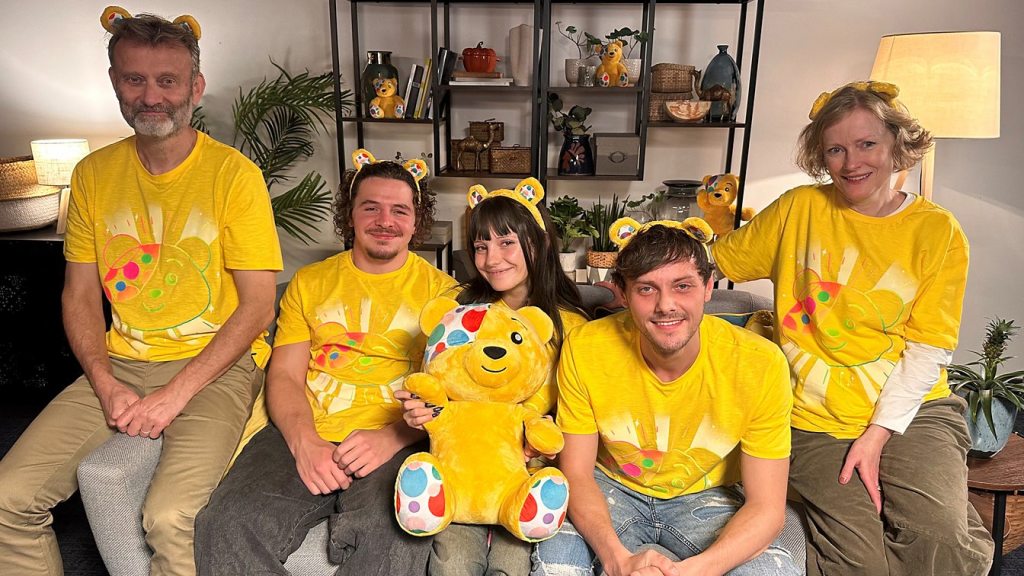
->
[0, 354, 262, 576]
[790, 396, 994, 576]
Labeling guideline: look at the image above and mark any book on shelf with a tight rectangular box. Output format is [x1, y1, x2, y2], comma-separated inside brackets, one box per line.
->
[451, 70, 504, 79]
[449, 77, 514, 86]
[436, 47, 459, 85]
[404, 64, 424, 119]
[415, 58, 433, 118]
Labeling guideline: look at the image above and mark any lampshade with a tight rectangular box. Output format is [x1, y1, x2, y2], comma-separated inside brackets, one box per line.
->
[30, 139, 91, 186]
[870, 31, 1000, 138]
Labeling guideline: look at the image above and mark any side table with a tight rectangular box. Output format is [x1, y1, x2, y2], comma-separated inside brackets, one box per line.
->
[968, 432, 1024, 576]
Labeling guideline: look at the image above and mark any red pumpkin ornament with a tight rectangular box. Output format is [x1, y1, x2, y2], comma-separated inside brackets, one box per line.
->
[462, 42, 497, 73]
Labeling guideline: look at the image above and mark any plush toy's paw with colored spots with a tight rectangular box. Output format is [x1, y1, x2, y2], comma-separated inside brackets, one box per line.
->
[618, 72, 629, 86]
[395, 454, 453, 536]
[598, 73, 611, 87]
[369, 102, 384, 118]
[504, 468, 568, 542]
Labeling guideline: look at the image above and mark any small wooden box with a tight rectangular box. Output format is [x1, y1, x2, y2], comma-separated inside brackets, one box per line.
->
[594, 133, 640, 176]
[450, 139, 489, 172]
[469, 120, 505, 144]
[488, 145, 531, 174]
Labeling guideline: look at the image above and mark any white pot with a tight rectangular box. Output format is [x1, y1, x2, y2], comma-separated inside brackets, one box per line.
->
[564, 58, 590, 86]
[558, 251, 577, 273]
[623, 59, 642, 86]
[587, 265, 612, 284]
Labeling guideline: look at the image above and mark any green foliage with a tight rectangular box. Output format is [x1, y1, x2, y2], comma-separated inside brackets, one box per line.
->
[211, 61, 352, 244]
[586, 27, 651, 59]
[191, 106, 210, 134]
[548, 196, 596, 252]
[949, 318, 1024, 436]
[556, 21, 593, 60]
[585, 194, 629, 252]
[548, 93, 592, 136]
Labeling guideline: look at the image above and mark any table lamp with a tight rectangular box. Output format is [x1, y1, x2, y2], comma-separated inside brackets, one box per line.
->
[870, 31, 1000, 200]
[30, 139, 90, 234]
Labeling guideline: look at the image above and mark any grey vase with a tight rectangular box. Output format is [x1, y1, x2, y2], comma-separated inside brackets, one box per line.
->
[700, 45, 741, 122]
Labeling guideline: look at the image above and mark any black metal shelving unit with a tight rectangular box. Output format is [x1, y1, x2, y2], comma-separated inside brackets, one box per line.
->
[328, 0, 764, 223]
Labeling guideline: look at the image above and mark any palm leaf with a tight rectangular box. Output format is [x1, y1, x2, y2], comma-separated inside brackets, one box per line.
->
[271, 172, 333, 245]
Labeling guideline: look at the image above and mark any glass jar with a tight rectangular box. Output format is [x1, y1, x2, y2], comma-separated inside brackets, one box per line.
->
[362, 50, 400, 117]
[650, 180, 701, 221]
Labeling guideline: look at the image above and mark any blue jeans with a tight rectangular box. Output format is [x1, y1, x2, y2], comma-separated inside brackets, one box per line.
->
[531, 469, 799, 576]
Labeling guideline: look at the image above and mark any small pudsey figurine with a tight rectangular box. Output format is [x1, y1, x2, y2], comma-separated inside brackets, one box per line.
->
[696, 173, 755, 237]
[368, 77, 406, 119]
[394, 298, 569, 542]
[596, 40, 629, 87]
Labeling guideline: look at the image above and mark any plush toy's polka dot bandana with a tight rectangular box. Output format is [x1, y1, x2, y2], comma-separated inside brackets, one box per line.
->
[424, 303, 491, 365]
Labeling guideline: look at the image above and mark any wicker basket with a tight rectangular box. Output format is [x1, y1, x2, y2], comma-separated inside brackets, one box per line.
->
[651, 63, 697, 93]
[586, 249, 618, 269]
[0, 156, 62, 232]
[648, 91, 693, 121]
[488, 146, 531, 174]
[469, 120, 504, 145]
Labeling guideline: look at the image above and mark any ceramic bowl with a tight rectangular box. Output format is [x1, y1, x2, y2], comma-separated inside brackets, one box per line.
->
[664, 100, 711, 123]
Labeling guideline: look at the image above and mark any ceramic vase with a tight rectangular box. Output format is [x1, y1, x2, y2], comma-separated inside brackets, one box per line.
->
[623, 58, 642, 86]
[509, 24, 534, 87]
[564, 58, 589, 86]
[558, 251, 577, 273]
[558, 134, 595, 176]
[362, 50, 399, 117]
[700, 45, 742, 122]
[963, 395, 1019, 458]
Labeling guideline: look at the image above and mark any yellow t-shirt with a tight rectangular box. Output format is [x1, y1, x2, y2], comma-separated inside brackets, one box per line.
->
[522, 306, 589, 416]
[712, 185, 969, 438]
[556, 313, 792, 499]
[64, 133, 283, 367]
[274, 251, 457, 442]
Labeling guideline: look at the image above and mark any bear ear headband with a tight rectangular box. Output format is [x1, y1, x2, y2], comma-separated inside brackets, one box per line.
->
[466, 177, 546, 231]
[101, 6, 202, 40]
[350, 149, 428, 199]
[808, 80, 900, 121]
[608, 216, 713, 259]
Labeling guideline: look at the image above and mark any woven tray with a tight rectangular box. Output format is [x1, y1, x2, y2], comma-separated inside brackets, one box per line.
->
[488, 146, 531, 174]
[586, 249, 618, 269]
[651, 63, 697, 93]
[0, 191, 60, 232]
[648, 91, 693, 121]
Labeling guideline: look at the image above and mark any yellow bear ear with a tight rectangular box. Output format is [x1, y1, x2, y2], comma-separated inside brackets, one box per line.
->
[467, 185, 489, 209]
[403, 158, 429, 183]
[101, 6, 132, 33]
[420, 297, 461, 334]
[352, 149, 376, 171]
[512, 177, 544, 206]
[609, 217, 643, 250]
[681, 217, 714, 244]
[172, 15, 202, 40]
[516, 306, 554, 347]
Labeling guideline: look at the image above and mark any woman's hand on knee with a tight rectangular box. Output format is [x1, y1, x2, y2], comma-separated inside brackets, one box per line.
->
[839, 424, 893, 514]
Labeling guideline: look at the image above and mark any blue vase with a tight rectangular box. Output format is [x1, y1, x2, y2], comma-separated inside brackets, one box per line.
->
[700, 45, 741, 122]
[362, 50, 399, 117]
[962, 395, 1018, 458]
[558, 134, 595, 176]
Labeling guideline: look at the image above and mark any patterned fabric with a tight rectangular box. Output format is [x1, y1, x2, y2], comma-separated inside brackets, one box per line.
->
[712, 184, 968, 438]
[64, 133, 282, 366]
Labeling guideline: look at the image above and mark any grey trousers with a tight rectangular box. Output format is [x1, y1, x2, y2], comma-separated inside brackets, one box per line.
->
[429, 524, 531, 576]
[194, 425, 431, 576]
[790, 396, 994, 576]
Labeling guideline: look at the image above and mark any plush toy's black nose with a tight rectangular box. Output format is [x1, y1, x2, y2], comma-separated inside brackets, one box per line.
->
[483, 346, 506, 360]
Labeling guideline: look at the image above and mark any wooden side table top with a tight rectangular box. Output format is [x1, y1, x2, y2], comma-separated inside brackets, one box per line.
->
[968, 433, 1024, 492]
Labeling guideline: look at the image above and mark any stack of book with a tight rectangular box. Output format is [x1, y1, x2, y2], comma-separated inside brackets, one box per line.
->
[449, 70, 513, 87]
[402, 59, 433, 119]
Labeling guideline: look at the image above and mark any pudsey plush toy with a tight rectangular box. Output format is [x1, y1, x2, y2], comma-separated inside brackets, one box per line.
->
[696, 173, 755, 237]
[394, 298, 569, 542]
[369, 77, 406, 119]
[596, 40, 629, 87]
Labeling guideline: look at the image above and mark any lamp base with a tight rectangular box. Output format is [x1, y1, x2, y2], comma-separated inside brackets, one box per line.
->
[56, 187, 71, 235]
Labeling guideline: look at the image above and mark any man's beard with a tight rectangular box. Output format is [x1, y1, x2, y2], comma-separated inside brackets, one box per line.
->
[119, 93, 194, 139]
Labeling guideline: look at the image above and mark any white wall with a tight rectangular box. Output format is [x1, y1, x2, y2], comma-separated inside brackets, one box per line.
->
[1, 0, 1020, 365]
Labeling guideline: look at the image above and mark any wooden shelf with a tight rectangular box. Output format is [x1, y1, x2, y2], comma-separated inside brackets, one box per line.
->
[546, 86, 643, 95]
[438, 168, 536, 179]
[648, 121, 748, 129]
[340, 116, 434, 124]
[438, 85, 532, 93]
[546, 171, 640, 181]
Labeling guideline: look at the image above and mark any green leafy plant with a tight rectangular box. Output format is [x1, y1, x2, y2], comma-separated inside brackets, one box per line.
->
[548, 196, 597, 253]
[948, 318, 1024, 436]
[192, 61, 353, 244]
[548, 93, 592, 136]
[586, 27, 651, 59]
[556, 21, 594, 60]
[585, 194, 629, 252]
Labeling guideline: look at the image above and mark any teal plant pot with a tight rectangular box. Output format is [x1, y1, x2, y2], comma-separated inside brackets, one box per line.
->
[962, 395, 1018, 458]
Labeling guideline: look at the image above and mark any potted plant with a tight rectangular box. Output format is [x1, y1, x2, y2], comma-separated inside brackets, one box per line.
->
[583, 194, 629, 281]
[549, 195, 597, 273]
[548, 93, 594, 176]
[556, 21, 595, 86]
[949, 318, 1024, 457]
[586, 27, 651, 85]
[192, 62, 353, 244]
